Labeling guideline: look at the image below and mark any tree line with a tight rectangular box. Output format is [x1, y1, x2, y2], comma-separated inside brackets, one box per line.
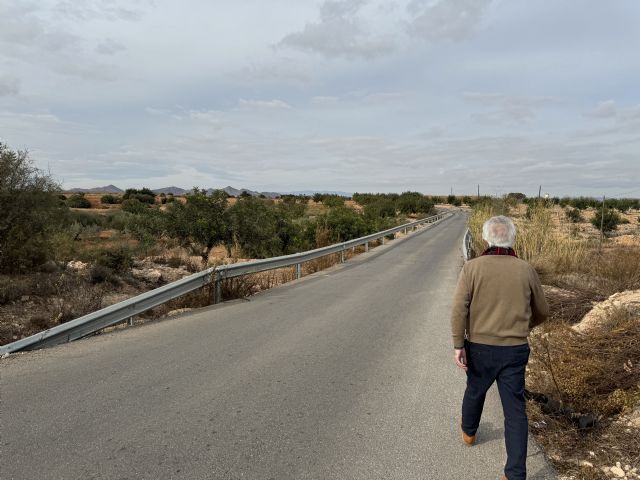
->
[0, 144, 436, 273]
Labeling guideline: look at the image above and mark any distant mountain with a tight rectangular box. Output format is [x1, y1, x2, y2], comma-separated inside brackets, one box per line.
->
[283, 190, 352, 197]
[214, 186, 280, 198]
[67, 185, 123, 194]
[64, 184, 350, 198]
[153, 186, 188, 195]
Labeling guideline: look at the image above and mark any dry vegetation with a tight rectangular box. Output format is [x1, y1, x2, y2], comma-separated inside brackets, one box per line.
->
[469, 199, 640, 479]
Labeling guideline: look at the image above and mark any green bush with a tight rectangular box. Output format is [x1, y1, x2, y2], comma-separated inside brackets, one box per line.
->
[364, 198, 397, 218]
[323, 196, 345, 208]
[565, 208, 583, 223]
[591, 208, 623, 233]
[0, 143, 68, 273]
[227, 197, 284, 258]
[121, 198, 148, 214]
[89, 264, 114, 284]
[397, 192, 434, 214]
[104, 210, 131, 231]
[123, 188, 155, 204]
[95, 247, 133, 273]
[67, 193, 91, 208]
[100, 194, 122, 204]
[67, 210, 105, 228]
[320, 207, 369, 243]
[164, 188, 229, 264]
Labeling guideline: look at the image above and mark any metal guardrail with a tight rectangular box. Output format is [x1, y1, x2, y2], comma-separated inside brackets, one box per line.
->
[0, 212, 452, 354]
[462, 229, 474, 262]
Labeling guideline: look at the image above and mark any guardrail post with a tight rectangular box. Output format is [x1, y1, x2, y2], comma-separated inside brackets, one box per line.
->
[381, 236, 385, 245]
[296, 263, 301, 279]
[128, 317, 133, 326]
[365, 242, 369, 252]
[214, 271, 222, 304]
[340, 249, 345, 263]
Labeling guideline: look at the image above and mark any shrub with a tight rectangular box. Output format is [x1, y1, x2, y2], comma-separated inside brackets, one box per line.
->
[564, 207, 582, 223]
[100, 194, 121, 204]
[67, 193, 92, 208]
[104, 210, 131, 231]
[397, 191, 432, 214]
[0, 143, 68, 273]
[95, 247, 133, 273]
[89, 264, 114, 284]
[122, 188, 155, 204]
[591, 208, 623, 233]
[121, 198, 148, 214]
[320, 207, 369, 243]
[364, 198, 397, 218]
[323, 195, 345, 208]
[226, 197, 283, 258]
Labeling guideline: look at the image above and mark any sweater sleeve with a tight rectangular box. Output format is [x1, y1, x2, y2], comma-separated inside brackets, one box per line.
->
[450, 265, 470, 348]
[529, 267, 549, 329]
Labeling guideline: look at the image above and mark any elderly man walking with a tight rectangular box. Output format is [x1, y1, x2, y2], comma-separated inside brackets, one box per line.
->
[451, 216, 549, 480]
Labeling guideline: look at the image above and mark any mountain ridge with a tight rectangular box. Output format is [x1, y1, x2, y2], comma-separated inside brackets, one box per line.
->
[64, 185, 352, 198]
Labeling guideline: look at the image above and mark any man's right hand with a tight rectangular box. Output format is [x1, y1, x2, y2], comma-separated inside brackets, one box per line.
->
[454, 348, 468, 372]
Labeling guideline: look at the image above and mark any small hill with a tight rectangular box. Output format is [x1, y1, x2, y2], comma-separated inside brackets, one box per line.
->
[284, 190, 352, 197]
[153, 187, 188, 195]
[67, 185, 123, 194]
[216, 186, 280, 198]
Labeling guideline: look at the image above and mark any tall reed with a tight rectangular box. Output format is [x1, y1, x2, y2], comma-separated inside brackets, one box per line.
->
[468, 199, 587, 276]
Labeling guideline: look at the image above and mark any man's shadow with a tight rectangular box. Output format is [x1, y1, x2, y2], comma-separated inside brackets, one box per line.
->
[473, 422, 504, 445]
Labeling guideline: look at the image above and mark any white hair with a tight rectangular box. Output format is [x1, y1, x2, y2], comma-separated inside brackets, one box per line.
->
[482, 216, 516, 247]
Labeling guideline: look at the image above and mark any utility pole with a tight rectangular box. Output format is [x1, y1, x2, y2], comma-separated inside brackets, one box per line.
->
[477, 184, 480, 199]
[538, 185, 542, 200]
[599, 195, 606, 251]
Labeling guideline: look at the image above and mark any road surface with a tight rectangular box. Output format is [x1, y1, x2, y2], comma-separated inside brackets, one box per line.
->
[1, 213, 555, 479]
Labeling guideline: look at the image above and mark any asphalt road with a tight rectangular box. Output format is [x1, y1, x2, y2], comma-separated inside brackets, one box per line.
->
[1, 213, 555, 480]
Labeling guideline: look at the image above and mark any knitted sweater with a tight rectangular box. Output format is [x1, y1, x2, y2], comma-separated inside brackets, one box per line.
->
[450, 255, 549, 348]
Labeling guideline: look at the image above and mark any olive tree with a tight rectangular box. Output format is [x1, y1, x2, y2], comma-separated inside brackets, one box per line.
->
[164, 188, 229, 265]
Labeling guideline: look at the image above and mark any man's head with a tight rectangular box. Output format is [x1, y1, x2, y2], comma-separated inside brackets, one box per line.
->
[482, 215, 516, 248]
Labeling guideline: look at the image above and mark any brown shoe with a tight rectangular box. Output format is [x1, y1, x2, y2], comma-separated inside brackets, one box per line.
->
[460, 418, 476, 446]
[501, 476, 508, 480]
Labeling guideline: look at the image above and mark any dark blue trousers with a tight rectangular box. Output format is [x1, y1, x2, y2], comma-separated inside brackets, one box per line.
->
[461, 340, 530, 480]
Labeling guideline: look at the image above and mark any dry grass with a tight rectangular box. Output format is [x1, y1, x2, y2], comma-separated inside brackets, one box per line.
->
[468, 200, 587, 277]
[528, 308, 640, 417]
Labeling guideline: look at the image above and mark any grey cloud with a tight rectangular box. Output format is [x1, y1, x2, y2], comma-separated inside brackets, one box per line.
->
[53, 1, 149, 22]
[52, 61, 117, 81]
[0, 76, 20, 96]
[277, 0, 396, 59]
[407, 0, 493, 41]
[0, 14, 80, 53]
[231, 60, 312, 85]
[584, 100, 617, 119]
[464, 92, 559, 124]
[310, 96, 340, 105]
[237, 99, 292, 109]
[95, 38, 126, 55]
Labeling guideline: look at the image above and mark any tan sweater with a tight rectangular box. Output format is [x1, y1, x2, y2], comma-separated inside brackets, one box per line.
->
[450, 255, 549, 348]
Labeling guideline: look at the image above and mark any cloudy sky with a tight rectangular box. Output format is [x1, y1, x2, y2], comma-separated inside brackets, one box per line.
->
[1, 0, 639, 197]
